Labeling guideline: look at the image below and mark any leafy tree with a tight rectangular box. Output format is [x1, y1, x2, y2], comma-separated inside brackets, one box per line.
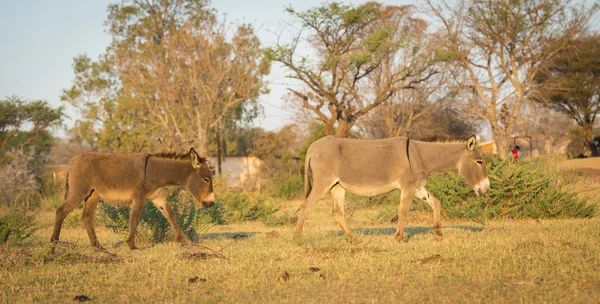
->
[359, 67, 476, 140]
[533, 34, 600, 143]
[0, 96, 64, 161]
[251, 124, 303, 177]
[62, 0, 269, 155]
[267, 2, 437, 137]
[429, 0, 598, 159]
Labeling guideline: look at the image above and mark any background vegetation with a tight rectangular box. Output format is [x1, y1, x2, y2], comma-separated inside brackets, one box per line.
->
[1, 0, 600, 302]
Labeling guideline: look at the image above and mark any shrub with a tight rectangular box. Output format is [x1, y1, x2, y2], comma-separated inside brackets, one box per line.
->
[217, 188, 280, 222]
[98, 187, 226, 243]
[0, 211, 39, 245]
[0, 149, 40, 212]
[261, 212, 297, 226]
[262, 174, 304, 200]
[425, 155, 596, 221]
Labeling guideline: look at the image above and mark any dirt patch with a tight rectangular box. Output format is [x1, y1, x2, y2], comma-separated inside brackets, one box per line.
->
[562, 158, 600, 170]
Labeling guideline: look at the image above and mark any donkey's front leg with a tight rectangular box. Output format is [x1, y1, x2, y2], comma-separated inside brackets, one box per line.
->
[150, 189, 187, 244]
[395, 188, 415, 242]
[415, 187, 443, 241]
[126, 195, 145, 250]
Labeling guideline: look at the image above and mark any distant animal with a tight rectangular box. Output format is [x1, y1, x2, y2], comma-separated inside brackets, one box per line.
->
[51, 148, 215, 250]
[295, 135, 490, 241]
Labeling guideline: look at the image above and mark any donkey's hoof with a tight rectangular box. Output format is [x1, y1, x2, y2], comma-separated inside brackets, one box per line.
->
[394, 234, 407, 243]
[433, 234, 443, 241]
[93, 245, 107, 251]
[126, 242, 138, 250]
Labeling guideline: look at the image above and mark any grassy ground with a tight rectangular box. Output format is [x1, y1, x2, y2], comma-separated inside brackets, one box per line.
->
[1, 196, 600, 304]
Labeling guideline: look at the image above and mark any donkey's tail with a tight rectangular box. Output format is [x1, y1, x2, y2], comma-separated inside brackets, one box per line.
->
[63, 173, 70, 201]
[304, 157, 312, 199]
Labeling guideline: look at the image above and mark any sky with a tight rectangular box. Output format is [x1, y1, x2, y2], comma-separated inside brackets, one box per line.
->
[0, 0, 408, 136]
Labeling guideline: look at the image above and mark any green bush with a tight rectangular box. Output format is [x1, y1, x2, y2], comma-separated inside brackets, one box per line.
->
[98, 187, 226, 242]
[261, 212, 298, 226]
[372, 156, 595, 223]
[218, 188, 280, 222]
[262, 174, 304, 200]
[98, 187, 281, 242]
[0, 211, 39, 245]
[424, 156, 595, 221]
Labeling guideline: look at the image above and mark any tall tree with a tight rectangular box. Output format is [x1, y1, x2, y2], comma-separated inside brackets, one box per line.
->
[0, 96, 64, 160]
[267, 2, 437, 137]
[429, 0, 598, 159]
[533, 34, 600, 143]
[62, 0, 269, 155]
[358, 66, 470, 139]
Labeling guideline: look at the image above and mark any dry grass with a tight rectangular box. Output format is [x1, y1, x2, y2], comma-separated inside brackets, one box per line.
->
[1, 197, 600, 303]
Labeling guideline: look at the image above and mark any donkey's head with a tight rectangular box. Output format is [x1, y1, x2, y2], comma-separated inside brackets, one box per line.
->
[185, 148, 215, 208]
[457, 136, 490, 196]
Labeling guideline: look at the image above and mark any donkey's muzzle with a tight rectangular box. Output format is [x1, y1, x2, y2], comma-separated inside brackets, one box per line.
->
[474, 177, 490, 196]
[201, 193, 215, 208]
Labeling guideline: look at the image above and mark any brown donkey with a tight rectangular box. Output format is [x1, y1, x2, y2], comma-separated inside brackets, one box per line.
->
[51, 148, 215, 250]
[295, 135, 490, 241]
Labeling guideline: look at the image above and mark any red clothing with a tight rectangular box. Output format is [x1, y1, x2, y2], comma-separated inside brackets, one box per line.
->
[512, 149, 519, 160]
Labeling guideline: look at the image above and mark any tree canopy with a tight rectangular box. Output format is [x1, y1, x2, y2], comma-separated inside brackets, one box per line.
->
[0, 96, 64, 161]
[534, 34, 600, 143]
[267, 2, 437, 137]
[62, 0, 269, 155]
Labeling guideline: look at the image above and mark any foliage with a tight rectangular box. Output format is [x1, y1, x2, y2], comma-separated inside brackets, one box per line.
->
[0, 149, 40, 212]
[217, 189, 280, 223]
[0, 211, 39, 245]
[533, 34, 600, 142]
[428, 0, 598, 159]
[0, 96, 64, 163]
[98, 187, 282, 241]
[260, 212, 298, 227]
[99, 187, 226, 242]
[424, 155, 595, 222]
[261, 174, 304, 200]
[62, 0, 269, 154]
[268, 2, 437, 137]
[251, 124, 304, 179]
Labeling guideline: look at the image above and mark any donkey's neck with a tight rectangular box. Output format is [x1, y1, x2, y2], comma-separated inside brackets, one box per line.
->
[147, 157, 194, 187]
[412, 141, 464, 177]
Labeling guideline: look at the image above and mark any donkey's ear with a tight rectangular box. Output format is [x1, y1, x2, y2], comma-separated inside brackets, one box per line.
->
[466, 135, 477, 151]
[189, 148, 201, 169]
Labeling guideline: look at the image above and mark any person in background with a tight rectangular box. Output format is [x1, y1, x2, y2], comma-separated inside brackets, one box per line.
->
[590, 137, 599, 157]
[511, 145, 520, 161]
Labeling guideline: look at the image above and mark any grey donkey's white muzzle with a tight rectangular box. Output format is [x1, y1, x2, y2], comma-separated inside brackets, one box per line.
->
[474, 177, 490, 196]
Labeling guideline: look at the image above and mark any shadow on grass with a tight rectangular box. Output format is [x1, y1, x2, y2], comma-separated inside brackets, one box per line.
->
[189, 231, 259, 241]
[331, 225, 484, 238]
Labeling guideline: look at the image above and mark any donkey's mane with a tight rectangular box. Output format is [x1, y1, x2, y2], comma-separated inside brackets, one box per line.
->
[151, 151, 208, 164]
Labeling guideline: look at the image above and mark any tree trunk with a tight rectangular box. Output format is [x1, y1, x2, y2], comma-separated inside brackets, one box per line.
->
[583, 123, 593, 143]
[334, 120, 352, 137]
[493, 131, 510, 160]
[215, 123, 222, 175]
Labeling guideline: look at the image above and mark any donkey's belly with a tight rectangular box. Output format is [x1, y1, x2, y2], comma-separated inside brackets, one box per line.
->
[339, 181, 400, 197]
[95, 188, 134, 203]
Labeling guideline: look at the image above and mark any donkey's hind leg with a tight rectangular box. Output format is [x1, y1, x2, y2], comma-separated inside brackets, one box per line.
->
[330, 184, 352, 237]
[51, 189, 92, 244]
[394, 187, 415, 242]
[414, 187, 443, 241]
[149, 189, 187, 244]
[294, 183, 331, 239]
[82, 192, 103, 249]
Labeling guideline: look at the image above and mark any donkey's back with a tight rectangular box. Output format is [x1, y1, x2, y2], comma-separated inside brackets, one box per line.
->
[306, 136, 411, 195]
[66, 151, 148, 201]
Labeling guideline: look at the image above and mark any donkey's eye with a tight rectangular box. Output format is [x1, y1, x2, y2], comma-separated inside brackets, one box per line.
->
[476, 160, 484, 166]
[203, 177, 210, 183]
